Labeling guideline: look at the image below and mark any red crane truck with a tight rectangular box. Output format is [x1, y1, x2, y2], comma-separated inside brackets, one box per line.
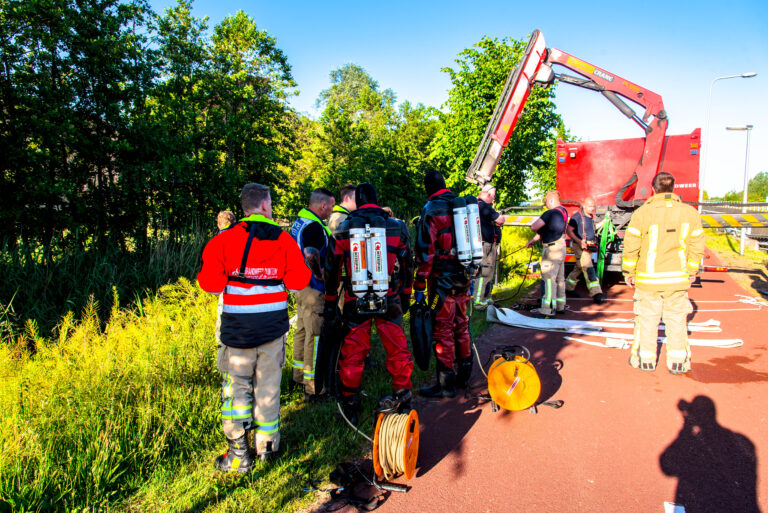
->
[466, 29, 703, 274]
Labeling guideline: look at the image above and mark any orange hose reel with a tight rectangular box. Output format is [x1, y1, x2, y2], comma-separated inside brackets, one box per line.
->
[372, 409, 419, 480]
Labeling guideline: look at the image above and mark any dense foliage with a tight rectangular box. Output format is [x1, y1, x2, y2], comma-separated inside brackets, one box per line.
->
[1, 0, 566, 331]
[430, 36, 566, 204]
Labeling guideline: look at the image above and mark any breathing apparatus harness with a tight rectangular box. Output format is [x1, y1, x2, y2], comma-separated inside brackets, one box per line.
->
[348, 214, 389, 315]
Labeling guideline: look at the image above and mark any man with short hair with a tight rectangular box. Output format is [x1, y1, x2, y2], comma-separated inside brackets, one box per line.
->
[474, 183, 508, 309]
[526, 190, 569, 317]
[622, 172, 705, 375]
[565, 197, 606, 304]
[290, 188, 335, 397]
[198, 183, 310, 471]
[329, 183, 357, 233]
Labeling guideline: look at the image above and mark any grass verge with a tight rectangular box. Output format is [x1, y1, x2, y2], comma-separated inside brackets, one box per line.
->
[0, 226, 537, 513]
[704, 229, 768, 298]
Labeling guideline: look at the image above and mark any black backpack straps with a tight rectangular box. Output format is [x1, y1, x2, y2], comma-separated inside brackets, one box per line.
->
[227, 223, 283, 287]
[238, 222, 259, 278]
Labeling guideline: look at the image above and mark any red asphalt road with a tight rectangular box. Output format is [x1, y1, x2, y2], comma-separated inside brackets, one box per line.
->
[359, 250, 767, 513]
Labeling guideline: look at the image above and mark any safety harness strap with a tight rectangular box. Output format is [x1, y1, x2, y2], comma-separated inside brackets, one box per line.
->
[227, 222, 283, 286]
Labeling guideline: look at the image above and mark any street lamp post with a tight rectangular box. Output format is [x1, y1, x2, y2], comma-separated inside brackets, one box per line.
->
[725, 124, 753, 256]
[699, 72, 757, 212]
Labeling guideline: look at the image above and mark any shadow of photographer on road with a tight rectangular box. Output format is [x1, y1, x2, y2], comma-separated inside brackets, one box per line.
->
[660, 395, 760, 513]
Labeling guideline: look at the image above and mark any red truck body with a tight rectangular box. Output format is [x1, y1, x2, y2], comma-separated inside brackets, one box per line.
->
[556, 129, 702, 210]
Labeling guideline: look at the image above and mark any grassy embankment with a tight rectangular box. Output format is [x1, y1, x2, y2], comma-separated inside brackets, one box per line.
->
[704, 229, 768, 298]
[0, 226, 536, 513]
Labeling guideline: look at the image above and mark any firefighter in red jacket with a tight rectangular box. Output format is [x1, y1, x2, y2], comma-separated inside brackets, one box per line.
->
[415, 170, 475, 398]
[198, 183, 311, 472]
[324, 183, 414, 425]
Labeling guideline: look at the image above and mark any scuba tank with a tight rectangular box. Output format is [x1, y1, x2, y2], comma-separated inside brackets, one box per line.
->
[349, 217, 369, 299]
[367, 216, 388, 299]
[348, 215, 388, 314]
[451, 196, 472, 267]
[465, 196, 483, 267]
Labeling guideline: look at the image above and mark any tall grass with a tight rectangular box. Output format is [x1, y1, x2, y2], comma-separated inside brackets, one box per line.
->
[0, 224, 532, 512]
[0, 228, 210, 339]
[0, 277, 428, 512]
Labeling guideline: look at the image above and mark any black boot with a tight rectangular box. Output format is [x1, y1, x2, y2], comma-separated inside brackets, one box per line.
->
[456, 358, 474, 389]
[340, 394, 361, 426]
[593, 293, 606, 305]
[393, 388, 412, 412]
[419, 370, 456, 398]
[214, 434, 253, 473]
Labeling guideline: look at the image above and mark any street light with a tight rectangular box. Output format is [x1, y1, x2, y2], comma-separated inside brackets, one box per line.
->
[725, 124, 753, 256]
[699, 72, 757, 211]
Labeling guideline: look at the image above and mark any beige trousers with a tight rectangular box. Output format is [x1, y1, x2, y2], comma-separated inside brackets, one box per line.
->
[293, 286, 324, 393]
[474, 242, 499, 305]
[566, 245, 603, 296]
[217, 335, 286, 454]
[540, 237, 566, 315]
[630, 288, 692, 371]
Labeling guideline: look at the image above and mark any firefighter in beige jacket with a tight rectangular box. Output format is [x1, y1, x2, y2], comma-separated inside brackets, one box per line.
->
[621, 172, 705, 375]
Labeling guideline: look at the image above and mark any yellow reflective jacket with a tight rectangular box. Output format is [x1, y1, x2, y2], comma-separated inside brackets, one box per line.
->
[621, 192, 705, 291]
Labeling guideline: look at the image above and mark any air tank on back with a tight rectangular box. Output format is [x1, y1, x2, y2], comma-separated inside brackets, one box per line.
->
[451, 196, 472, 267]
[366, 216, 388, 297]
[465, 196, 483, 266]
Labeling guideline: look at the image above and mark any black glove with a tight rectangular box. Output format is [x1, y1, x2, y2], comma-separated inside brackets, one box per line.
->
[400, 293, 411, 314]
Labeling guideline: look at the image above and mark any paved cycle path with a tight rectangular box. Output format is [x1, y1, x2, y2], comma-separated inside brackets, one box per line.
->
[372, 250, 767, 513]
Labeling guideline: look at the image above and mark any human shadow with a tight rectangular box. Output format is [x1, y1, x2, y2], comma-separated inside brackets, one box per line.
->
[415, 396, 482, 477]
[659, 395, 761, 513]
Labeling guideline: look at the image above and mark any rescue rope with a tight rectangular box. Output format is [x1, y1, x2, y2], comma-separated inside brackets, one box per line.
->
[377, 413, 410, 481]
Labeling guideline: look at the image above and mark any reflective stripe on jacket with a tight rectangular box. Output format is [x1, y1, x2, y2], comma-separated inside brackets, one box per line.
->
[198, 215, 311, 348]
[621, 193, 705, 291]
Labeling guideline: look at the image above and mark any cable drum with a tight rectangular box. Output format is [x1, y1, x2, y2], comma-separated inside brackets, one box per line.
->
[487, 347, 541, 411]
[372, 410, 419, 481]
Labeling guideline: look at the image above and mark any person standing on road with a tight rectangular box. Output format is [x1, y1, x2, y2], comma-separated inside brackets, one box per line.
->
[622, 172, 705, 374]
[565, 197, 606, 304]
[290, 188, 335, 397]
[474, 183, 508, 310]
[198, 183, 311, 471]
[325, 183, 414, 425]
[415, 170, 475, 398]
[329, 183, 356, 233]
[526, 190, 569, 317]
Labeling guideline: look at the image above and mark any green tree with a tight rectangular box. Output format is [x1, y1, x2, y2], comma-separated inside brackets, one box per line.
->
[0, 0, 155, 249]
[289, 64, 437, 219]
[144, 3, 295, 234]
[430, 36, 564, 204]
[748, 171, 768, 202]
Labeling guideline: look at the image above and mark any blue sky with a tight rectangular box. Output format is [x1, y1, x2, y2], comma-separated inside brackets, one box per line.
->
[150, 0, 767, 197]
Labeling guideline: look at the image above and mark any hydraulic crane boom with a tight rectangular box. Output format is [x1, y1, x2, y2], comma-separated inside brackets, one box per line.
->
[466, 29, 669, 207]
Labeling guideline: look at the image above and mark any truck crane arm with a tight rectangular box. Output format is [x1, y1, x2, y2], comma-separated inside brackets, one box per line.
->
[466, 30, 668, 207]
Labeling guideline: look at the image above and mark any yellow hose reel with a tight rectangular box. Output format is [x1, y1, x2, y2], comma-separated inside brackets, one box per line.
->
[487, 345, 541, 412]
